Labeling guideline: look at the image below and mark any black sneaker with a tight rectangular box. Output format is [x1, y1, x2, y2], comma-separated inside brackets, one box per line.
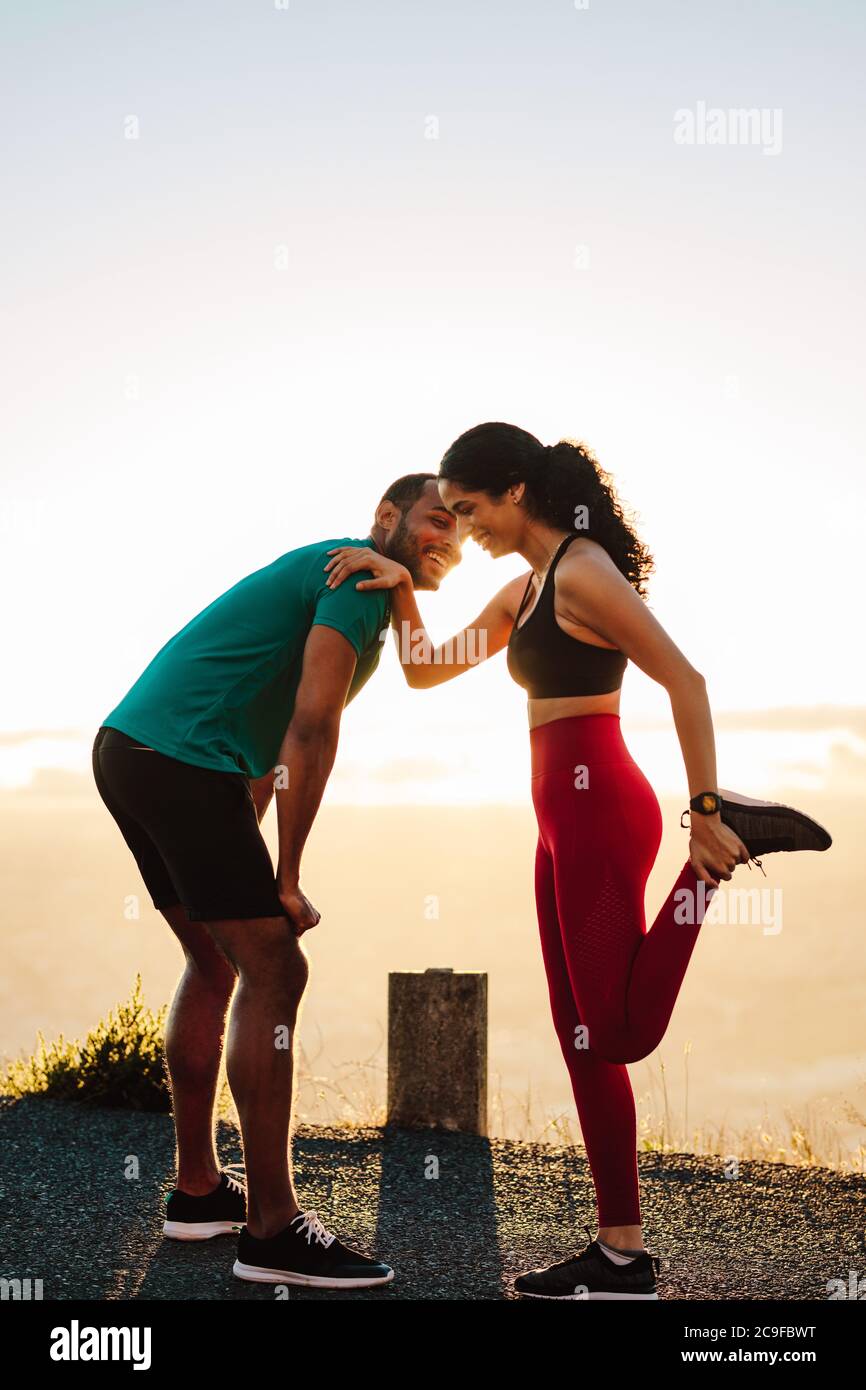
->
[162, 1165, 246, 1240]
[717, 789, 832, 871]
[233, 1210, 394, 1289]
[514, 1226, 660, 1300]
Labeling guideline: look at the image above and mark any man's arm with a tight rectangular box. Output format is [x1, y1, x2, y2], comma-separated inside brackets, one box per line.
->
[322, 545, 530, 688]
[274, 623, 358, 932]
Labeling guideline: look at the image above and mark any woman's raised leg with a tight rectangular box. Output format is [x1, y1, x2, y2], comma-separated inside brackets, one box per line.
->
[545, 759, 715, 1066]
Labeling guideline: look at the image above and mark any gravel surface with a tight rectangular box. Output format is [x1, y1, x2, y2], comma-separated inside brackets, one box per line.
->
[2, 1096, 863, 1301]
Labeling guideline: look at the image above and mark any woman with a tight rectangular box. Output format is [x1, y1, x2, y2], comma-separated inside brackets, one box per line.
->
[324, 421, 831, 1300]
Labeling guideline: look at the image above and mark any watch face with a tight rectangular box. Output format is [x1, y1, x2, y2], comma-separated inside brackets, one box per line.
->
[700, 793, 718, 813]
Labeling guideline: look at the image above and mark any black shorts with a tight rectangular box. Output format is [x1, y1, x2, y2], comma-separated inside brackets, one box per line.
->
[91, 725, 287, 921]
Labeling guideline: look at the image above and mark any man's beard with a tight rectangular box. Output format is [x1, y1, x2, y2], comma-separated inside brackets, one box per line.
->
[385, 515, 433, 589]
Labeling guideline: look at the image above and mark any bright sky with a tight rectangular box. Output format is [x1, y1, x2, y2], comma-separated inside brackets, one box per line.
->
[3, 0, 864, 800]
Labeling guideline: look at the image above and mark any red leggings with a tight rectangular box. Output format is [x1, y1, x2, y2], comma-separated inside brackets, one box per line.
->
[531, 713, 714, 1228]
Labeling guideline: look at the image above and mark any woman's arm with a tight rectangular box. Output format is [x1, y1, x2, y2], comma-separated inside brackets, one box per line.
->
[555, 541, 750, 887]
[323, 545, 530, 689]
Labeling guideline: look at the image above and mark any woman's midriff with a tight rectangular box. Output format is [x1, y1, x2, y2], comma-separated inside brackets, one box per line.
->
[527, 688, 622, 731]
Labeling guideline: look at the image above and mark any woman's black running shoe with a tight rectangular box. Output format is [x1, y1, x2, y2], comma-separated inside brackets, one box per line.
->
[514, 1227, 660, 1300]
[233, 1209, 394, 1289]
[717, 790, 832, 870]
[163, 1165, 247, 1240]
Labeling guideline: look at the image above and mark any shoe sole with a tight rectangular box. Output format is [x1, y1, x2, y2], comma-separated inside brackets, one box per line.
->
[233, 1259, 394, 1289]
[718, 790, 832, 849]
[515, 1288, 659, 1300]
[163, 1220, 240, 1240]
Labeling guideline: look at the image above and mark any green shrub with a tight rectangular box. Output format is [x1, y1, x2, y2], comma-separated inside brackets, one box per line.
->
[0, 975, 170, 1111]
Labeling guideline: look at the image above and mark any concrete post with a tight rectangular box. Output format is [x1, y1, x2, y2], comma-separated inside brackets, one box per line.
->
[387, 967, 488, 1135]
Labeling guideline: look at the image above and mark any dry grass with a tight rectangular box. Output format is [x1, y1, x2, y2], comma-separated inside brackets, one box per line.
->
[5, 986, 862, 1175]
[224, 1031, 866, 1176]
[0, 976, 169, 1111]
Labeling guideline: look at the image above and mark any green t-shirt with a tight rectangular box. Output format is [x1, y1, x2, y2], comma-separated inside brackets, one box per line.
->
[101, 536, 390, 778]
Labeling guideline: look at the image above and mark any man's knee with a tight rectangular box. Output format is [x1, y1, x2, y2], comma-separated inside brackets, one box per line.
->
[190, 952, 238, 997]
[271, 934, 310, 1005]
[205, 916, 309, 1001]
[161, 903, 238, 992]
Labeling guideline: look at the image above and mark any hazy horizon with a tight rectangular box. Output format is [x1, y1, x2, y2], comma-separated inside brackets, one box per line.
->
[3, 697, 866, 806]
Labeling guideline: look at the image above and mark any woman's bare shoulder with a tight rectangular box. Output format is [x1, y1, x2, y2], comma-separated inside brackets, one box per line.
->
[559, 535, 616, 570]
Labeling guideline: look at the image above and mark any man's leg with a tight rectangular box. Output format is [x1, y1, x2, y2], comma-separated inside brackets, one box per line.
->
[160, 902, 238, 1195]
[199, 913, 308, 1239]
[93, 729, 301, 1229]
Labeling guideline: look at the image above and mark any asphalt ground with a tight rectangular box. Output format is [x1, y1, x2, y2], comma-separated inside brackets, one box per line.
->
[2, 1096, 863, 1301]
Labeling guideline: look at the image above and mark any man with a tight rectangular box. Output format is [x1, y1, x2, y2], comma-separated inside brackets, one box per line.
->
[91, 473, 460, 1289]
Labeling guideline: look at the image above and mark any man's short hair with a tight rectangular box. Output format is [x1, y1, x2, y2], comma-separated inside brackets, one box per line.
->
[379, 472, 437, 514]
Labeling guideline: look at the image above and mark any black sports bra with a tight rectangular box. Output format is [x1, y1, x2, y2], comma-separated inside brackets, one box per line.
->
[506, 533, 627, 698]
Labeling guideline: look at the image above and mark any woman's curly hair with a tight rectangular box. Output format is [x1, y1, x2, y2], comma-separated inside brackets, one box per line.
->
[439, 422, 654, 598]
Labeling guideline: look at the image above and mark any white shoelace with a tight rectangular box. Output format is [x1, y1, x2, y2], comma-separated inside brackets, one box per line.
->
[222, 1163, 247, 1197]
[292, 1210, 336, 1248]
[218, 1172, 333, 1251]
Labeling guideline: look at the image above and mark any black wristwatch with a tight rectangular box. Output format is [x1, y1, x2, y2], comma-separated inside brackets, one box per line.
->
[680, 791, 723, 827]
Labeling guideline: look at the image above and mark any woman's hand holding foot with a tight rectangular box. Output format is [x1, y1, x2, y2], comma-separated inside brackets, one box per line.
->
[689, 815, 750, 887]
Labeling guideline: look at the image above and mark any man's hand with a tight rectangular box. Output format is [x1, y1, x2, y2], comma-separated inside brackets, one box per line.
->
[278, 880, 321, 936]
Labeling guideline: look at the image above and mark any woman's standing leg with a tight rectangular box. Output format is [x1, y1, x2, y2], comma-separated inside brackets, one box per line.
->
[524, 715, 718, 1282]
[534, 833, 642, 1230]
